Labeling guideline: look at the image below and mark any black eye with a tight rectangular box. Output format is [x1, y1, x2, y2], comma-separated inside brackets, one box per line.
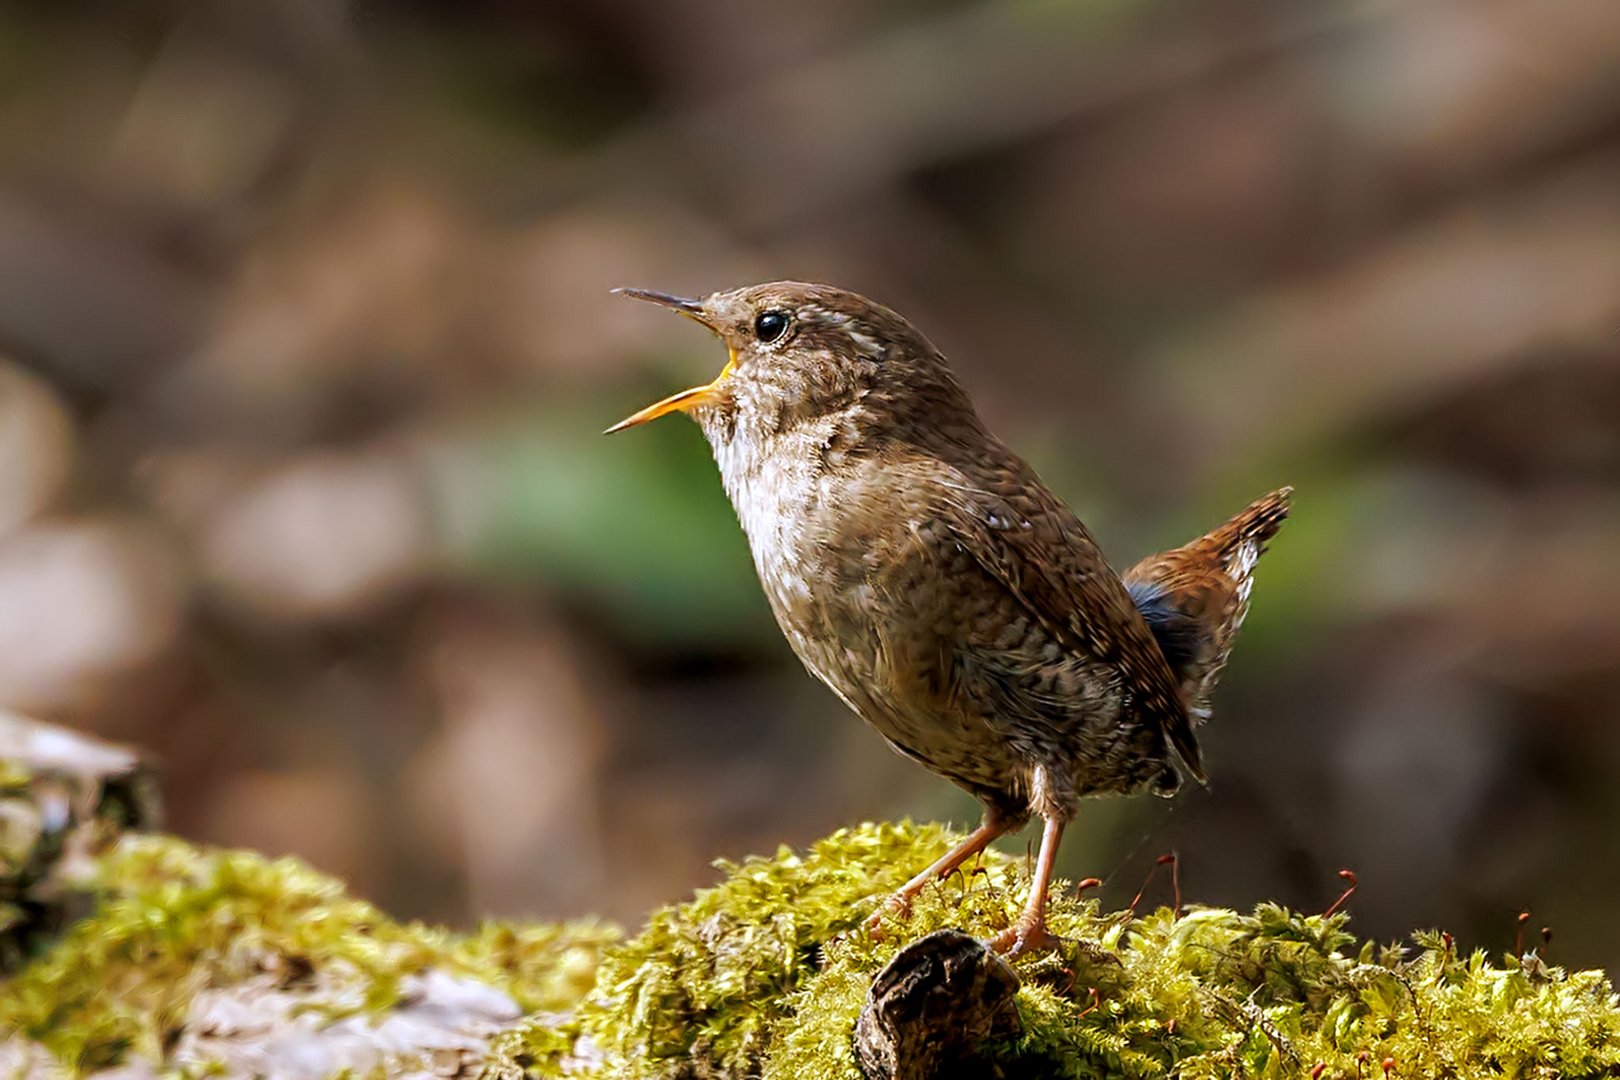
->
[753, 310, 789, 344]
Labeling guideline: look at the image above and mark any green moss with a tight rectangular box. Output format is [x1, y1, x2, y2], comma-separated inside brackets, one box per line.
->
[481, 1013, 587, 1080]
[7, 821, 1620, 1079]
[0, 835, 616, 1073]
[452, 919, 618, 1015]
[499, 821, 1620, 1080]
[758, 840, 1620, 1080]
[575, 820, 961, 1078]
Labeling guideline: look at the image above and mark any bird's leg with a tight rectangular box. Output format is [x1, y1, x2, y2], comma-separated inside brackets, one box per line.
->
[865, 816, 1013, 934]
[987, 814, 1067, 958]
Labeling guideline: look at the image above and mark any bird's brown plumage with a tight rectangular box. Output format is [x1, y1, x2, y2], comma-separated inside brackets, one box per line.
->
[608, 281, 1289, 955]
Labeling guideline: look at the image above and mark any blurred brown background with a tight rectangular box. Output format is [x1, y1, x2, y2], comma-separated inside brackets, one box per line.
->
[0, 0, 1617, 968]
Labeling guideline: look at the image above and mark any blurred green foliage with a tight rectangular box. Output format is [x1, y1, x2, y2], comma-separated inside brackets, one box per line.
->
[450, 395, 771, 647]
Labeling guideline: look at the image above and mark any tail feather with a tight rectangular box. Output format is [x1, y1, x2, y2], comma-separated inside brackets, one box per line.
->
[1125, 487, 1292, 725]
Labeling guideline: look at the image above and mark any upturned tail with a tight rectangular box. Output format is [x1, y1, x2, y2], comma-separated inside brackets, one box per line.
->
[1124, 487, 1292, 726]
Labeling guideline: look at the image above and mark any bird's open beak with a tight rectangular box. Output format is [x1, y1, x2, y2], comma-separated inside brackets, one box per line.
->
[604, 288, 735, 434]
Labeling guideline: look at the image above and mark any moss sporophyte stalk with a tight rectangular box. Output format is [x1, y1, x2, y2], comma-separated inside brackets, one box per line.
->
[5, 821, 1617, 1078]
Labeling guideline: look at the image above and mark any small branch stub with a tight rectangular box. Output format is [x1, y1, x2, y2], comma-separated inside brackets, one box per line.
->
[855, 929, 1022, 1080]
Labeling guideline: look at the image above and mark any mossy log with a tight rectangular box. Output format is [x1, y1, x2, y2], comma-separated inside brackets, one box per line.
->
[4, 720, 1620, 1079]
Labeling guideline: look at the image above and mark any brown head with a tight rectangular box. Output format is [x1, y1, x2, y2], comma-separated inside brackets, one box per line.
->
[605, 282, 978, 462]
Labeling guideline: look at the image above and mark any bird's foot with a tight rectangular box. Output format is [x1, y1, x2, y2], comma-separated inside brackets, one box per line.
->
[986, 917, 1066, 959]
[863, 891, 916, 938]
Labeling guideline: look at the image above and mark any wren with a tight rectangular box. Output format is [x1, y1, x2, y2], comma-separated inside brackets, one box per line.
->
[608, 282, 1289, 956]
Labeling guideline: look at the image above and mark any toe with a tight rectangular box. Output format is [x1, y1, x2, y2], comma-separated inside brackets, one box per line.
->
[987, 921, 1066, 958]
[864, 892, 914, 938]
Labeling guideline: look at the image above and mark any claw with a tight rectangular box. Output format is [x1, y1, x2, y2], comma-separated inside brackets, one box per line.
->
[864, 891, 914, 939]
[986, 918, 1067, 959]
